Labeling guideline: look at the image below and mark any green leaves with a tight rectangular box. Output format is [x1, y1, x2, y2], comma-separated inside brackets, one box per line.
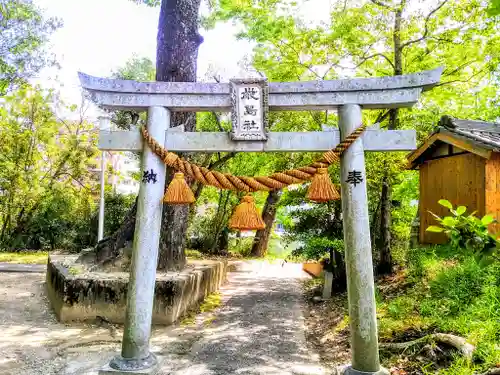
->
[0, 86, 99, 250]
[439, 199, 453, 209]
[0, 0, 61, 94]
[481, 215, 495, 226]
[442, 217, 458, 226]
[428, 200, 499, 264]
[427, 226, 444, 233]
[488, 0, 500, 15]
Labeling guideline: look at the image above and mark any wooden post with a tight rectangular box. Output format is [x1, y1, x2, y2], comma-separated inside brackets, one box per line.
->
[338, 104, 388, 375]
[104, 106, 169, 374]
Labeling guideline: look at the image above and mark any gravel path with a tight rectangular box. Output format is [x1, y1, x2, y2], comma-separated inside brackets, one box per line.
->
[158, 261, 326, 375]
[0, 261, 326, 375]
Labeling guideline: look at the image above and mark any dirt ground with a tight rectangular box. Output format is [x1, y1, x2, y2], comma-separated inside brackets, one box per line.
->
[0, 262, 326, 375]
[0, 272, 122, 375]
[302, 284, 351, 370]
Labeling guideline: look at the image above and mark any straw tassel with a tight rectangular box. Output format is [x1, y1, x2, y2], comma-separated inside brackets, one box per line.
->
[306, 167, 340, 202]
[163, 172, 195, 204]
[229, 195, 266, 231]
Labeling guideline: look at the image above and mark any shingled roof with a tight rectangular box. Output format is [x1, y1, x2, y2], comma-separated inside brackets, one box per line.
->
[438, 115, 500, 149]
[408, 115, 500, 168]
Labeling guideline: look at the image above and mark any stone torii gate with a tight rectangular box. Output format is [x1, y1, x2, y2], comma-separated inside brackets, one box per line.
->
[80, 68, 442, 375]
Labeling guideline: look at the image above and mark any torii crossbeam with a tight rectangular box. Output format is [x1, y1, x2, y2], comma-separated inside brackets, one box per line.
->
[81, 68, 442, 375]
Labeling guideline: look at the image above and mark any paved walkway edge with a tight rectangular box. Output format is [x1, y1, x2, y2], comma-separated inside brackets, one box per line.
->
[0, 263, 46, 273]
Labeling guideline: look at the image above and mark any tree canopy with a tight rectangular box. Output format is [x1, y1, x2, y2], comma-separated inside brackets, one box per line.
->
[0, 86, 99, 250]
[0, 0, 61, 95]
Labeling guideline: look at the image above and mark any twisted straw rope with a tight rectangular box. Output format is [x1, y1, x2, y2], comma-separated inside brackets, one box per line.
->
[141, 124, 367, 192]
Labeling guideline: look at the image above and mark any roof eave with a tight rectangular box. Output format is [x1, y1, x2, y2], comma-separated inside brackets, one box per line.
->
[407, 128, 494, 169]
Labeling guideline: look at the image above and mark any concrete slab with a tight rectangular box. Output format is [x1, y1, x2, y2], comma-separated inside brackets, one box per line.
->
[98, 363, 158, 375]
[46, 255, 227, 325]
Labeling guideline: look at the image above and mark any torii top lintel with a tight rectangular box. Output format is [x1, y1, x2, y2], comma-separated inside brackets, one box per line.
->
[79, 68, 442, 112]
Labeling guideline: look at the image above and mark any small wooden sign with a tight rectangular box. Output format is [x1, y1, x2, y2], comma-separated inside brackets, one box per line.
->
[230, 78, 269, 141]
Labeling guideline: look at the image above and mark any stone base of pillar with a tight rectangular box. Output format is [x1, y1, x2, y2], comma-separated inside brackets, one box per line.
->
[335, 364, 390, 375]
[98, 353, 159, 375]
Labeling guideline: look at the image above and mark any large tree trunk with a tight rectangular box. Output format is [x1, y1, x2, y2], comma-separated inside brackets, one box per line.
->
[250, 190, 282, 257]
[155, 0, 203, 271]
[84, 201, 137, 266]
[376, 2, 405, 275]
[332, 247, 347, 292]
[376, 177, 393, 275]
[88, 0, 203, 270]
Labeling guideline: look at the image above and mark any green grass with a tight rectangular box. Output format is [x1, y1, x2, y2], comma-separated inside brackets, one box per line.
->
[186, 232, 300, 262]
[0, 251, 48, 264]
[181, 292, 221, 326]
[227, 234, 299, 261]
[185, 249, 206, 259]
[377, 246, 500, 374]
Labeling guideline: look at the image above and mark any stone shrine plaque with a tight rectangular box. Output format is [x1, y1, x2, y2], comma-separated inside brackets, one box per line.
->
[230, 78, 269, 141]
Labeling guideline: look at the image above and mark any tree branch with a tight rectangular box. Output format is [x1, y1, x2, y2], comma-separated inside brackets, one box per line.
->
[211, 75, 224, 132]
[277, 40, 323, 80]
[208, 152, 236, 170]
[211, 111, 223, 132]
[480, 368, 500, 375]
[355, 53, 395, 70]
[375, 110, 391, 124]
[369, 0, 392, 8]
[400, 0, 449, 50]
[381, 333, 475, 360]
[60, 172, 90, 190]
[436, 69, 488, 87]
[442, 60, 478, 77]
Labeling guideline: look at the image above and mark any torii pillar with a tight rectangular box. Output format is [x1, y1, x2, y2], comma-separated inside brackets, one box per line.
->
[79, 68, 442, 375]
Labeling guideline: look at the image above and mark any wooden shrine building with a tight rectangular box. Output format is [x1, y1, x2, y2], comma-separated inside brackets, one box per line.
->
[408, 115, 500, 244]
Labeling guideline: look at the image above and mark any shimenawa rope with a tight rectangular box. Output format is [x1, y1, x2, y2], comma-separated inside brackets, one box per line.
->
[141, 124, 367, 193]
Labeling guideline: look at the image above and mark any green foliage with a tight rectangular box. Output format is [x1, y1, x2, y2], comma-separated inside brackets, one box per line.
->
[110, 56, 156, 130]
[129, 0, 160, 6]
[291, 236, 343, 262]
[0, 0, 61, 94]
[112, 55, 155, 81]
[425, 259, 486, 315]
[204, 0, 500, 270]
[187, 189, 238, 254]
[0, 250, 47, 264]
[0, 86, 99, 251]
[282, 198, 343, 260]
[488, 0, 500, 15]
[379, 247, 500, 373]
[100, 190, 135, 237]
[229, 236, 253, 258]
[427, 200, 499, 264]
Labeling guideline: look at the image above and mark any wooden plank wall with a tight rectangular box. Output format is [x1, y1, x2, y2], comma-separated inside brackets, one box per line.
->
[420, 153, 486, 244]
[485, 153, 500, 235]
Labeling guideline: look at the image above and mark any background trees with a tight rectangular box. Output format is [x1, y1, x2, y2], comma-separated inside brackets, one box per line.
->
[0, 0, 61, 95]
[0, 86, 99, 250]
[2, 0, 500, 277]
[200, 0, 500, 274]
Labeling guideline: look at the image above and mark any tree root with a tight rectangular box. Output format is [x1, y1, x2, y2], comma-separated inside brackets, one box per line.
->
[380, 333, 475, 360]
[479, 368, 500, 375]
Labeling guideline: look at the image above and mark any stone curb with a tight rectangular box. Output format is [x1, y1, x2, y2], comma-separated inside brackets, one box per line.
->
[0, 263, 46, 273]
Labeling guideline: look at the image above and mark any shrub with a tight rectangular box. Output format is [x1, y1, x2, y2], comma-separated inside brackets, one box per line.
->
[229, 236, 253, 257]
[428, 259, 485, 315]
[427, 200, 500, 265]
